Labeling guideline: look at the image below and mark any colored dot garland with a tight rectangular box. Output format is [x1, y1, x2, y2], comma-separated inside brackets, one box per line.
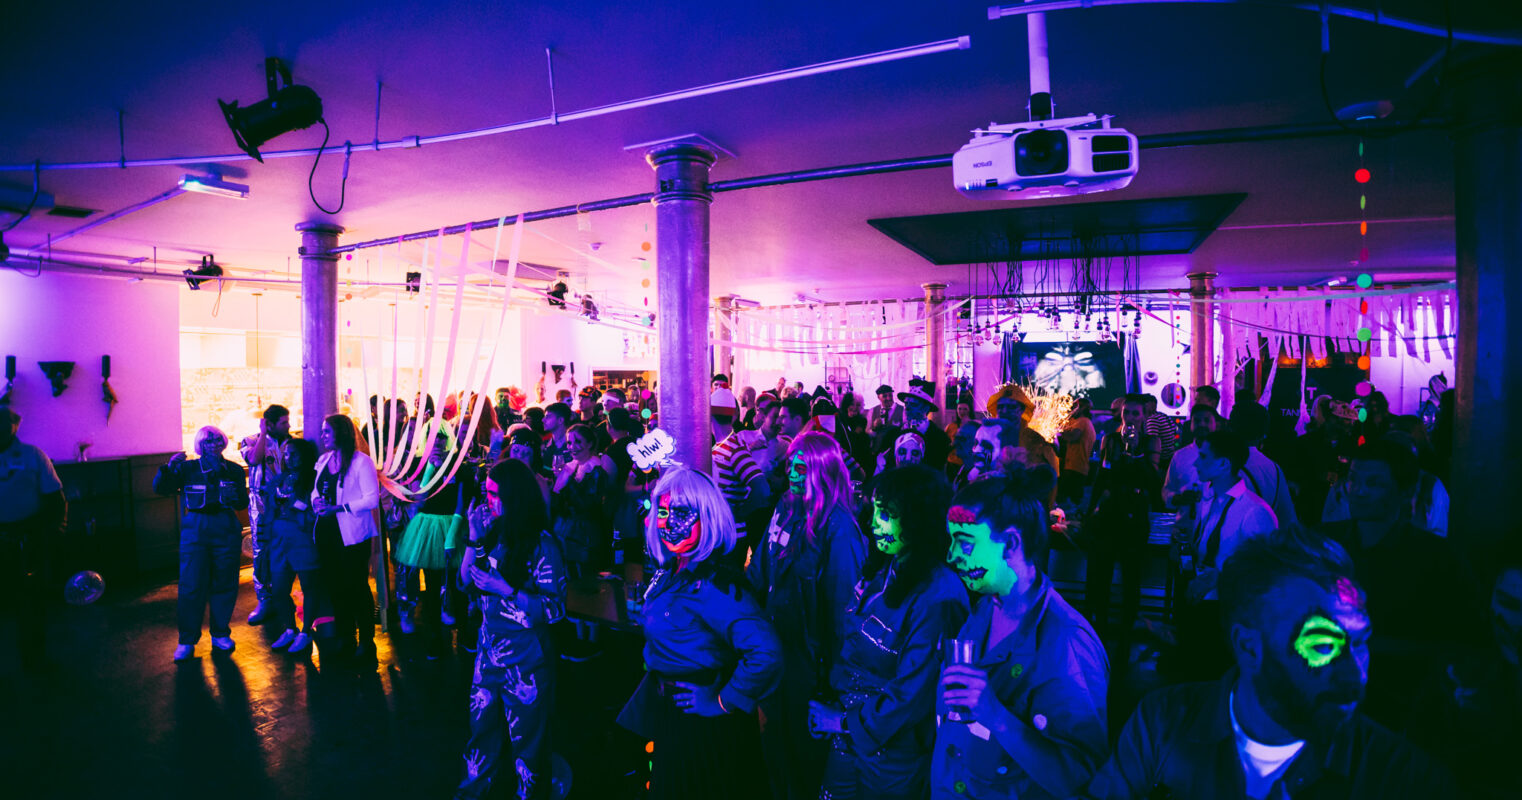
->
[1353, 140, 1374, 401]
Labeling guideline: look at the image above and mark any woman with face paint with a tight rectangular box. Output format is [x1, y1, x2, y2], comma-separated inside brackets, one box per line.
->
[154, 425, 250, 662]
[616, 468, 782, 800]
[551, 423, 615, 578]
[809, 464, 970, 799]
[745, 432, 869, 800]
[456, 458, 567, 800]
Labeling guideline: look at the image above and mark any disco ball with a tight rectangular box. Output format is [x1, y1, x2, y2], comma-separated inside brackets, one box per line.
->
[65, 570, 105, 605]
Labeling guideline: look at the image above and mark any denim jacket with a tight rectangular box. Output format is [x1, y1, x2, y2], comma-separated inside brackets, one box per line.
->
[833, 562, 970, 758]
[153, 458, 249, 515]
[931, 575, 1110, 800]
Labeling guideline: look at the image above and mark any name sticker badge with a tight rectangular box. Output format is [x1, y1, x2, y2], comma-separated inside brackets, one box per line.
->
[968, 721, 992, 741]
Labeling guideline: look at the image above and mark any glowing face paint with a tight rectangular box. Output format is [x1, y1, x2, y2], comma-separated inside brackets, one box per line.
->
[1294, 614, 1349, 669]
[1335, 577, 1365, 612]
[904, 395, 933, 420]
[946, 510, 1018, 596]
[894, 432, 925, 466]
[655, 493, 701, 555]
[870, 496, 904, 556]
[788, 454, 807, 496]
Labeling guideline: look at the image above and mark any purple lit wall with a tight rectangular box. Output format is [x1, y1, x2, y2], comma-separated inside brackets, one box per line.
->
[0, 271, 182, 462]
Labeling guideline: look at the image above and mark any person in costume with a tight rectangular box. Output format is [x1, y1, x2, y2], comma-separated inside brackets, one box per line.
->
[456, 459, 567, 800]
[395, 431, 477, 656]
[746, 432, 868, 799]
[264, 438, 332, 656]
[809, 464, 970, 799]
[617, 467, 782, 800]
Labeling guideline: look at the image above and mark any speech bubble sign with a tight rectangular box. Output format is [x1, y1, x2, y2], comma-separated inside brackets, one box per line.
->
[629, 428, 678, 472]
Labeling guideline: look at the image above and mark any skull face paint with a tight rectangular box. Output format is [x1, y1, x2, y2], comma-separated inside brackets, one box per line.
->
[870, 496, 904, 556]
[894, 432, 925, 466]
[946, 507, 1018, 596]
[788, 453, 808, 496]
[903, 395, 934, 422]
[655, 494, 701, 555]
[1294, 614, 1349, 669]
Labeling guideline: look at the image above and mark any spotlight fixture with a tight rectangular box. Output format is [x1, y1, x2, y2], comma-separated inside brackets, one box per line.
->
[178, 174, 250, 199]
[184, 255, 223, 290]
[219, 58, 324, 163]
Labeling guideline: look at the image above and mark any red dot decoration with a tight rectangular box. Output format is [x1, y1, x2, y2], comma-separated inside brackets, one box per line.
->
[1358, 247, 1370, 263]
[1360, 300, 1368, 314]
[1354, 168, 1371, 184]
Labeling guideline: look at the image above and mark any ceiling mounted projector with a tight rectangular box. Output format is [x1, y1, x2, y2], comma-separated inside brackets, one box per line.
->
[219, 57, 324, 163]
[953, 114, 1138, 200]
[954, 8, 1138, 200]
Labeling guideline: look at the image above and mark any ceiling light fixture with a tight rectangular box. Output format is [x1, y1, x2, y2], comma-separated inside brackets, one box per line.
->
[219, 58, 324, 163]
[178, 174, 250, 199]
[184, 255, 223, 290]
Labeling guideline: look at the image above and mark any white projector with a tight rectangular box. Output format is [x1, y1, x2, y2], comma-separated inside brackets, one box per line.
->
[953, 114, 1139, 200]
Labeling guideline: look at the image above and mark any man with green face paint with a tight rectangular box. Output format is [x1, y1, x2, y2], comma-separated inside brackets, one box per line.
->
[931, 473, 1110, 800]
[1086, 526, 1456, 799]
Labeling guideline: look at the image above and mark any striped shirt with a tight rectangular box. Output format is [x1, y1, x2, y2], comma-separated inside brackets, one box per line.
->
[1146, 412, 1179, 461]
[714, 436, 765, 538]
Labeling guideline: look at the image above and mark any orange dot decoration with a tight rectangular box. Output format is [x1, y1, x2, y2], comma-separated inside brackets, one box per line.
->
[645, 741, 655, 754]
[1359, 221, 1368, 236]
[1354, 167, 1371, 184]
[1357, 354, 1370, 370]
[641, 278, 651, 288]
[641, 241, 652, 252]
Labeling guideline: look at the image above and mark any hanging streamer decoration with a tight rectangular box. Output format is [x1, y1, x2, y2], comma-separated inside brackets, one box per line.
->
[1353, 139, 1375, 425]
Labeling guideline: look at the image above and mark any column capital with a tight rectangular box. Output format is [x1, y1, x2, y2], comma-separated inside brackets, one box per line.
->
[295, 222, 345, 235]
[648, 143, 716, 206]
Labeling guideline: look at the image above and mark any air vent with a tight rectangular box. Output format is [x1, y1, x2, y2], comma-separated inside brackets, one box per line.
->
[47, 205, 98, 219]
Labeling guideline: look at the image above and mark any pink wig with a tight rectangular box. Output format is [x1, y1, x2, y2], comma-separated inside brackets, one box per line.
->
[785, 431, 853, 545]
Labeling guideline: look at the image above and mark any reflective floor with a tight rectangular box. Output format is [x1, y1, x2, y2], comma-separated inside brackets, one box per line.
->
[0, 571, 650, 799]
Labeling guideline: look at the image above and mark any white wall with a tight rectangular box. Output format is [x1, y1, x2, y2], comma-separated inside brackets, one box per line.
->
[0, 271, 182, 462]
[1369, 343, 1454, 416]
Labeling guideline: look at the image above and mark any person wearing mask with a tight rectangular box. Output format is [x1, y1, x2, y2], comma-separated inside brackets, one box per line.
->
[241, 404, 291, 626]
[552, 423, 614, 577]
[768, 396, 813, 496]
[0, 403, 66, 671]
[985, 385, 1058, 476]
[869, 385, 906, 434]
[1084, 394, 1160, 636]
[809, 465, 970, 800]
[1085, 526, 1455, 799]
[453, 458, 567, 800]
[1057, 398, 1097, 507]
[394, 432, 475, 657]
[934, 471, 1110, 799]
[616, 468, 782, 800]
[1229, 400, 1298, 526]
[899, 381, 953, 472]
[1162, 403, 1221, 509]
[264, 438, 331, 656]
[312, 414, 382, 668]
[155, 425, 249, 662]
[747, 432, 868, 800]
[965, 419, 1026, 483]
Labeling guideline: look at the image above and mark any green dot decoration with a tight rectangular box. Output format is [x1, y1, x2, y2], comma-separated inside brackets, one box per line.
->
[1356, 273, 1373, 289]
[1356, 327, 1372, 342]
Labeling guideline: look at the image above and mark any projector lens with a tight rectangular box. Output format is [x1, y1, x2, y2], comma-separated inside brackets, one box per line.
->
[1014, 129, 1068, 177]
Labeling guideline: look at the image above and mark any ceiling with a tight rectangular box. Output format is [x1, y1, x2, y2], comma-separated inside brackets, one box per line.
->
[1, 1, 1511, 308]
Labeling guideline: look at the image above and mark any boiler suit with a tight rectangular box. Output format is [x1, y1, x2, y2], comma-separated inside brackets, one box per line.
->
[153, 457, 249, 645]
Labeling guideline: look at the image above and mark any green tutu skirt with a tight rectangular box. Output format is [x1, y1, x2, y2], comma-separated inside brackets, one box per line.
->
[394, 512, 462, 570]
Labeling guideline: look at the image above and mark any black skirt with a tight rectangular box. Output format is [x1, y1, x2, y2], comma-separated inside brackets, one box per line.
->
[618, 673, 769, 800]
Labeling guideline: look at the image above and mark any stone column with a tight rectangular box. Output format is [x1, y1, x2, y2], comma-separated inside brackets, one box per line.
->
[1187, 271, 1217, 401]
[647, 143, 717, 474]
[923, 282, 948, 424]
[297, 222, 344, 438]
[1452, 55, 1522, 549]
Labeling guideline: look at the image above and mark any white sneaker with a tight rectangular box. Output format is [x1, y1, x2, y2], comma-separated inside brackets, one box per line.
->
[440, 608, 457, 627]
[398, 614, 416, 635]
[173, 644, 195, 662]
[211, 636, 236, 653]
[271, 629, 297, 650]
[287, 632, 312, 654]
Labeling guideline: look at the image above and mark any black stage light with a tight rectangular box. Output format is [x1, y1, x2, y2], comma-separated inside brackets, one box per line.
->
[219, 58, 324, 163]
[184, 255, 223, 290]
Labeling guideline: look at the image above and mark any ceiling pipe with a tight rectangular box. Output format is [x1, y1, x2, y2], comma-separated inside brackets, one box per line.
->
[49, 187, 185, 245]
[327, 115, 1448, 255]
[988, 0, 1522, 48]
[0, 36, 970, 174]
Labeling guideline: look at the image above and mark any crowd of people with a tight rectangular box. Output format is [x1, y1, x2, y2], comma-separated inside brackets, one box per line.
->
[10, 366, 1514, 799]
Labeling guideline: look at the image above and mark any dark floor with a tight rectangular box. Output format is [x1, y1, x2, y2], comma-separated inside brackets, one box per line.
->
[0, 570, 652, 800]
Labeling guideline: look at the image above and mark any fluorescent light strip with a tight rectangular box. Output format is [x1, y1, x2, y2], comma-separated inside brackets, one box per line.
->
[178, 174, 250, 199]
[4, 36, 971, 171]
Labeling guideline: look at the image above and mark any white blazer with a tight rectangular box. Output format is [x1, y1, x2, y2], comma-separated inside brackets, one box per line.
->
[312, 450, 382, 546]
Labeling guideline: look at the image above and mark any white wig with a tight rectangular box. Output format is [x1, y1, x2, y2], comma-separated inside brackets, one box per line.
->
[645, 467, 740, 569]
[194, 425, 230, 450]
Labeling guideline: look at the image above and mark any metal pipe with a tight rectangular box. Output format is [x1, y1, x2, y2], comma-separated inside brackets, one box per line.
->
[49, 187, 184, 245]
[297, 223, 344, 438]
[328, 116, 1446, 256]
[648, 143, 718, 474]
[1, 36, 969, 174]
[988, 0, 1522, 48]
